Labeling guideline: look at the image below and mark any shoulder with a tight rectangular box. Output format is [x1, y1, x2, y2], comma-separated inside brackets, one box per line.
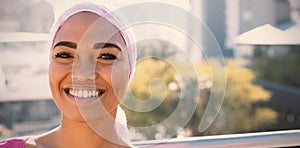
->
[0, 138, 26, 148]
[0, 127, 58, 148]
[0, 136, 41, 148]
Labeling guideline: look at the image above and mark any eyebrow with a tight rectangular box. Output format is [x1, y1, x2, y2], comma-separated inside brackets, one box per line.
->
[53, 41, 122, 51]
[53, 41, 77, 49]
[93, 43, 122, 51]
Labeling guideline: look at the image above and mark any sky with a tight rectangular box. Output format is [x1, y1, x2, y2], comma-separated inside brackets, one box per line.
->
[44, 0, 190, 19]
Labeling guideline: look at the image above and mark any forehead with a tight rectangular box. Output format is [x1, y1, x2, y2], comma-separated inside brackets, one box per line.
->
[53, 11, 125, 47]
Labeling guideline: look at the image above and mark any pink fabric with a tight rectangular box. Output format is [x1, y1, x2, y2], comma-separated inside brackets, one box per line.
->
[0, 139, 25, 148]
[49, 2, 136, 80]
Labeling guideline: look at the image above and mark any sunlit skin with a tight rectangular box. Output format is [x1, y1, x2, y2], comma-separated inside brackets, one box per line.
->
[27, 12, 130, 147]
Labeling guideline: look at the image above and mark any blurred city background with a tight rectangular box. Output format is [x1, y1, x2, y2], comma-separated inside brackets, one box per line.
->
[0, 0, 299, 141]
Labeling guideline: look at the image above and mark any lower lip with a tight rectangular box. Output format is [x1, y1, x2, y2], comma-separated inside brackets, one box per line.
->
[65, 91, 100, 103]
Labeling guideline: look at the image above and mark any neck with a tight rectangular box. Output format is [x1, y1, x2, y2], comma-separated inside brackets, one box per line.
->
[37, 109, 128, 148]
[58, 116, 110, 147]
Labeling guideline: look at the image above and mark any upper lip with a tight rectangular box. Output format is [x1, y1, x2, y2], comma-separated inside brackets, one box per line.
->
[65, 83, 105, 90]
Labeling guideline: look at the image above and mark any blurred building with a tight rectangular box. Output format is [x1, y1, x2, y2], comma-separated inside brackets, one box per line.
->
[188, 0, 295, 57]
[189, 0, 300, 133]
[226, 0, 300, 132]
[189, 0, 232, 57]
[226, 0, 294, 52]
[289, 0, 300, 23]
[0, 0, 55, 137]
[0, 0, 54, 33]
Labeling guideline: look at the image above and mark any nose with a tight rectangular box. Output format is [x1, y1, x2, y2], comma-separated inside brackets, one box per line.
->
[71, 59, 96, 81]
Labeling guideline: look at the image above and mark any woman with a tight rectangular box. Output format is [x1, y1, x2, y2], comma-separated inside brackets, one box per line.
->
[0, 2, 135, 147]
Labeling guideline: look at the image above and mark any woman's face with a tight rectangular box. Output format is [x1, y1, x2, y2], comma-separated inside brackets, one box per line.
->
[49, 12, 130, 121]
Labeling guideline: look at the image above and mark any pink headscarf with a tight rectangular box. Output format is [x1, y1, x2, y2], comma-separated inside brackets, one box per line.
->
[49, 2, 136, 80]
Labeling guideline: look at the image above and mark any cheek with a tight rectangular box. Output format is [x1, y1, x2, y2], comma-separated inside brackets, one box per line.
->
[111, 62, 130, 98]
[49, 61, 74, 113]
[49, 62, 58, 88]
[49, 61, 71, 92]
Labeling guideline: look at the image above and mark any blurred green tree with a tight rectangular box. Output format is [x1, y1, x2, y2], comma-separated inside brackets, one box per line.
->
[122, 40, 277, 140]
[192, 60, 277, 135]
[252, 45, 300, 87]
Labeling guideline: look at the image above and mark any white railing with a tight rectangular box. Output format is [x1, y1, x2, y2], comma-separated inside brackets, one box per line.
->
[133, 130, 300, 147]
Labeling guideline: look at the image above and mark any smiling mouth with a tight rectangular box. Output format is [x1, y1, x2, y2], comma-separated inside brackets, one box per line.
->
[64, 88, 105, 102]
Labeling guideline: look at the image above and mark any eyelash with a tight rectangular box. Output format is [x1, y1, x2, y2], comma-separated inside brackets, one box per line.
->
[55, 52, 117, 60]
[98, 53, 117, 60]
[55, 52, 74, 59]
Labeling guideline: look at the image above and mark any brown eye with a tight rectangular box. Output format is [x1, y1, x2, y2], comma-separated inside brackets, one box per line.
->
[55, 52, 74, 59]
[98, 53, 117, 60]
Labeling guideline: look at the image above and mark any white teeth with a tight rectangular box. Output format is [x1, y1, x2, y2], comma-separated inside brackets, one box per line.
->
[69, 89, 101, 98]
[70, 90, 74, 95]
[88, 91, 92, 97]
[83, 90, 88, 98]
[92, 90, 96, 96]
[78, 90, 83, 97]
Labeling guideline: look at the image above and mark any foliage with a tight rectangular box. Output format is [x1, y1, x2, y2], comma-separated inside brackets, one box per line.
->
[192, 60, 277, 135]
[121, 57, 180, 140]
[121, 40, 277, 140]
[252, 45, 300, 87]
